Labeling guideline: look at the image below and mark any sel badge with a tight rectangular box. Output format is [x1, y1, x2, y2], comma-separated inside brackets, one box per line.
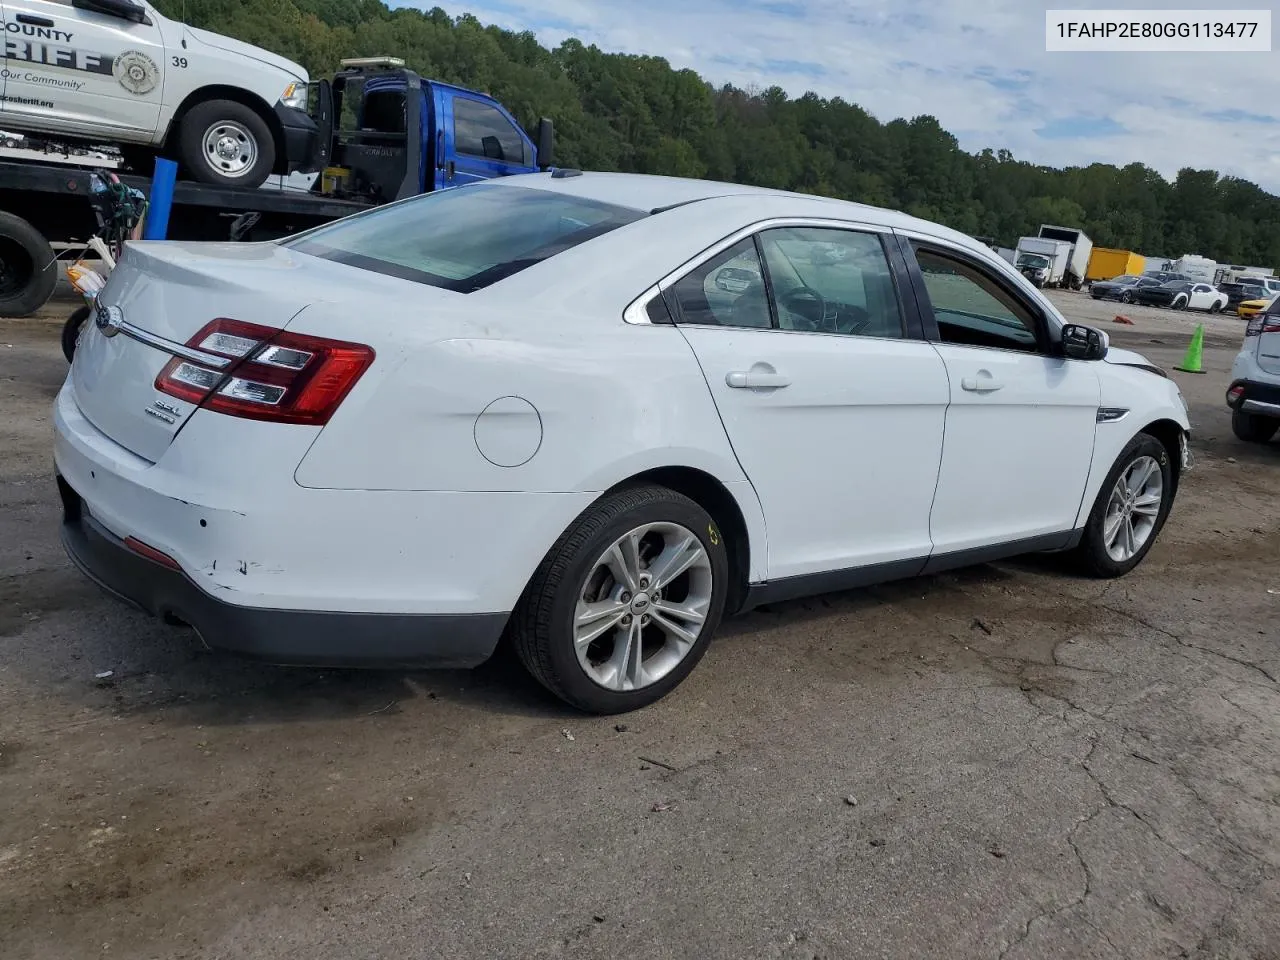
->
[113, 50, 158, 95]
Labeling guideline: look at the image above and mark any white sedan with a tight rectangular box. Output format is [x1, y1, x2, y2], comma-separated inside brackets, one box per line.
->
[54, 173, 1192, 713]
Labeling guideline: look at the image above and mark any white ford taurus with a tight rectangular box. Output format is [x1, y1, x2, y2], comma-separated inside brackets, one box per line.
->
[54, 172, 1192, 712]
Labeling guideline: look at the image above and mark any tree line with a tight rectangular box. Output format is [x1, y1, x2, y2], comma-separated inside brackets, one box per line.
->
[156, 0, 1280, 268]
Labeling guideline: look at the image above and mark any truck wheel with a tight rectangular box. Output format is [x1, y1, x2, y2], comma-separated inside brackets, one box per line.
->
[0, 212, 58, 318]
[177, 99, 275, 188]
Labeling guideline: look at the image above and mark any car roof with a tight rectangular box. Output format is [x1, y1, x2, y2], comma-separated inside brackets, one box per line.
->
[494, 171, 984, 251]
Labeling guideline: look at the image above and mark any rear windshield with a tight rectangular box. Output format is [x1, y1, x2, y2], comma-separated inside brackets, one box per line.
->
[284, 183, 645, 293]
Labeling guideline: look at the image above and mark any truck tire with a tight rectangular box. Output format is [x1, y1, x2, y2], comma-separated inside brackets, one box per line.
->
[177, 99, 275, 188]
[0, 212, 58, 318]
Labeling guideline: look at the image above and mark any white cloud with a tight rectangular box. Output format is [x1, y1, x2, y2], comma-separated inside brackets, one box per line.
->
[415, 0, 1280, 191]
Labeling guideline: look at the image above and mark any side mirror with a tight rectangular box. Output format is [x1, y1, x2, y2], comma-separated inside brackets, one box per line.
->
[535, 118, 554, 170]
[73, 0, 149, 23]
[1062, 323, 1108, 361]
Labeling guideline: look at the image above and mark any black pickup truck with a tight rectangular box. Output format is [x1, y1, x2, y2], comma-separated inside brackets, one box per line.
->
[1218, 280, 1272, 311]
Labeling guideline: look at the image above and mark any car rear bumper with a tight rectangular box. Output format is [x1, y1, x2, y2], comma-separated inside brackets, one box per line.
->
[58, 475, 507, 668]
[1227, 379, 1280, 418]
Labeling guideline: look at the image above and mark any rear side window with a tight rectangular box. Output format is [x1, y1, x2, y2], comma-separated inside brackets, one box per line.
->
[454, 98, 528, 165]
[285, 184, 645, 293]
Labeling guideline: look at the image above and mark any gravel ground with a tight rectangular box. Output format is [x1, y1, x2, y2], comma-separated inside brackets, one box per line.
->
[1, 292, 1277, 960]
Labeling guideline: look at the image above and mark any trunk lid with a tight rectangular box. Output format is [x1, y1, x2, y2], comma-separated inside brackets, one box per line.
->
[69, 240, 387, 462]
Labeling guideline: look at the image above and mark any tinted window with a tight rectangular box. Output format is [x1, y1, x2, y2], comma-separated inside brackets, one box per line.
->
[669, 239, 770, 328]
[757, 227, 903, 337]
[913, 247, 1039, 352]
[454, 98, 527, 164]
[285, 183, 644, 293]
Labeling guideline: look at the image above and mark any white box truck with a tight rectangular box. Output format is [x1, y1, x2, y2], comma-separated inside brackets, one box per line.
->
[1037, 224, 1093, 289]
[1015, 236, 1071, 288]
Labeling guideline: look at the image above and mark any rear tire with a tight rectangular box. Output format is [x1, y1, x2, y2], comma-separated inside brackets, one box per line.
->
[62, 305, 90, 363]
[0, 211, 57, 318]
[177, 99, 275, 188]
[1231, 409, 1279, 443]
[1073, 434, 1174, 578]
[511, 484, 729, 713]
[1173, 296, 1187, 310]
[1120, 291, 1133, 304]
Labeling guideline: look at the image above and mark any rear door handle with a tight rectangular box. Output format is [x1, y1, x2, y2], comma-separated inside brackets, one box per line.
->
[726, 370, 790, 389]
[961, 377, 1003, 393]
[16, 13, 54, 25]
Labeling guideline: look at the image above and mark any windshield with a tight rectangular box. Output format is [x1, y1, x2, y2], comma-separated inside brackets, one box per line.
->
[1159, 281, 1190, 290]
[284, 183, 646, 293]
[1016, 254, 1049, 268]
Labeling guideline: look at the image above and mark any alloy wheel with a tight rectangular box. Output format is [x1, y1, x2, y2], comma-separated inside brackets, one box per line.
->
[1103, 456, 1163, 562]
[573, 522, 713, 691]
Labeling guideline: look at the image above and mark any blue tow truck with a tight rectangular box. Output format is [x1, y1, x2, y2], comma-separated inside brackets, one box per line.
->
[0, 56, 554, 317]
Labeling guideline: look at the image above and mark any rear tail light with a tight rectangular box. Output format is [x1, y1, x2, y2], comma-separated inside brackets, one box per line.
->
[1246, 315, 1280, 337]
[1227, 384, 1246, 406]
[155, 319, 374, 425]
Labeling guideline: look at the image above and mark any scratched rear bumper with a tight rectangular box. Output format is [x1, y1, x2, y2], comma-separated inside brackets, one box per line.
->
[57, 475, 506, 668]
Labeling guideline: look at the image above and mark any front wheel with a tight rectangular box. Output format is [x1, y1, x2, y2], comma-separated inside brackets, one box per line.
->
[1073, 434, 1174, 578]
[1232, 409, 1279, 443]
[1120, 291, 1133, 304]
[62, 305, 90, 363]
[511, 484, 729, 713]
[1208, 301, 1222, 314]
[176, 99, 275, 188]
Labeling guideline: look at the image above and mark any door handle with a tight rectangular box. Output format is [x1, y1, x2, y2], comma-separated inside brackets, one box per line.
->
[16, 14, 55, 25]
[961, 377, 1004, 393]
[726, 370, 791, 389]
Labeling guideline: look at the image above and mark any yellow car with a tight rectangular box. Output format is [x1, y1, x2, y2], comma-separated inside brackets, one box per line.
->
[1237, 297, 1274, 320]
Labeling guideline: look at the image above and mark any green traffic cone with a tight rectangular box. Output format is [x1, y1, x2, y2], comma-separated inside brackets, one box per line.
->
[1175, 324, 1206, 374]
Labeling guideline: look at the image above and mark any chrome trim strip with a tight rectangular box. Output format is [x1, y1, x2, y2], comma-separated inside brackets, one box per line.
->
[622, 216, 893, 325]
[1096, 407, 1130, 423]
[115, 320, 232, 369]
[1241, 398, 1280, 416]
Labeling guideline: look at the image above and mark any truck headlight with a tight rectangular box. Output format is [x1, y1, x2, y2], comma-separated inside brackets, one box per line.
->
[280, 82, 307, 110]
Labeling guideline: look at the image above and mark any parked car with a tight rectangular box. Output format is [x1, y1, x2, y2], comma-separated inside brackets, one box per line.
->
[1128, 280, 1228, 312]
[1090, 275, 1162, 302]
[54, 173, 1192, 713]
[1226, 301, 1280, 443]
[1237, 296, 1275, 321]
[1219, 279, 1273, 311]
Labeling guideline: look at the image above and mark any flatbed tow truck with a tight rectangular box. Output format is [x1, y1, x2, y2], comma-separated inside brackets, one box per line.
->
[0, 57, 553, 317]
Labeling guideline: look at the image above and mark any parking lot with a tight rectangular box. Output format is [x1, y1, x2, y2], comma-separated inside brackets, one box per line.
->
[2, 290, 1277, 960]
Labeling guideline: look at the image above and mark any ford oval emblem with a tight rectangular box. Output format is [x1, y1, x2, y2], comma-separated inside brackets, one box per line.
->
[95, 301, 124, 337]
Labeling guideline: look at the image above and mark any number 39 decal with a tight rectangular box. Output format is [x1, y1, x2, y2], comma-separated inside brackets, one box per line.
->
[171, 56, 188, 68]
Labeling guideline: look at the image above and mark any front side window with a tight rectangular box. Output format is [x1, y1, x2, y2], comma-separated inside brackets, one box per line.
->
[285, 183, 645, 293]
[913, 246, 1040, 352]
[454, 98, 528, 165]
[668, 239, 771, 328]
[757, 227, 904, 338]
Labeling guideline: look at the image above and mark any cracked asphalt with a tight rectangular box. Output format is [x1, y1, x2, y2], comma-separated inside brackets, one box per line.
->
[1, 292, 1278, 960]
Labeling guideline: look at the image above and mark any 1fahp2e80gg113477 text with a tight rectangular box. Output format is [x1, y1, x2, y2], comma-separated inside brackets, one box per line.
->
[1057, 21, 1258, 38]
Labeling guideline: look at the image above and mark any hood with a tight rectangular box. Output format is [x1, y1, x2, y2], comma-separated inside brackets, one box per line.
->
[184, 27, 308, 81]
[1104, 347, 1152, 367]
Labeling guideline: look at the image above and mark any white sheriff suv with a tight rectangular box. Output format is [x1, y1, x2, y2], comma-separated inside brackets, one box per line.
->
[1, 0, 317, 187]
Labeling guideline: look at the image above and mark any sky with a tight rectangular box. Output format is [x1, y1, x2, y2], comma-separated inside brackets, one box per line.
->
[407, 0, 1279, 192]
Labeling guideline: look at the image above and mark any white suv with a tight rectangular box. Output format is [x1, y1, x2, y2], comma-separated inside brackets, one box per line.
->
[1227, 298, 1280, 443]
[0, 0, 316, 186]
